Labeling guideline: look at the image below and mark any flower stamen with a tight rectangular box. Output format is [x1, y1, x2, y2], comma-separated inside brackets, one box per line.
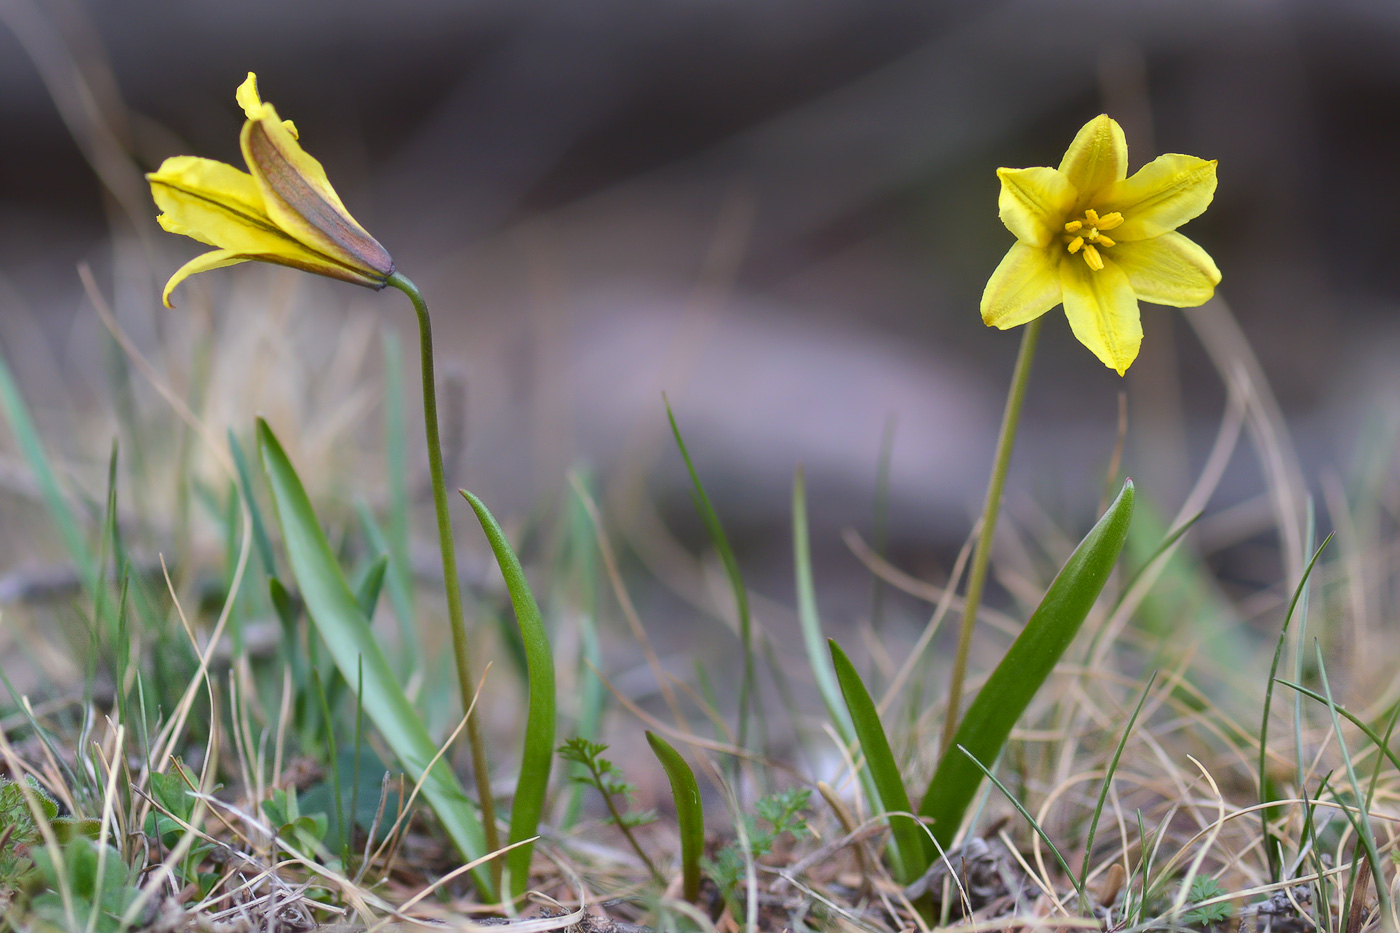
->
[1063, 208, 1124, 270]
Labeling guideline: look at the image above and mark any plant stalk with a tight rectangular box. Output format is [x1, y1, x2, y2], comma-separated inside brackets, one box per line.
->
[387, 272, 502, 880]
[939, 316, 1042, 757]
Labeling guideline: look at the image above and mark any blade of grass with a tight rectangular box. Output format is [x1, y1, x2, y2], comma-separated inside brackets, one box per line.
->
[919, 480, 1135, 852]
[0, 350, 97, 597]
[646, 731, 705, 903]
[1258, 532, 1332, 882]
[460, 490, 556, 902]
[381, 327, 417, 642]
[228, 429, 278, 578]
[356, 503, 418, 676]
[1078, 670, 1157, 894]
[1312, 641, 1392, 926]
[793, 468, 855, 743]
[256, 418, 494, 897]
[561, 470, 605, 830]
[829, 638, 924, 884]
[666, 400, 755, 753]
[957, 743, 1087, 909]
[354, 553, 390, 620]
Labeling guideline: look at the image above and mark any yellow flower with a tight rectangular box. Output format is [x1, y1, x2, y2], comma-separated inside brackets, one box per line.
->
[980, 115, 1220, 375]
[147, 73, 394, 308]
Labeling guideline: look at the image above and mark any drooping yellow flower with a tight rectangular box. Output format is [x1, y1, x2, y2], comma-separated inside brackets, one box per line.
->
[147, 73, 394, 308]
[980, 115, 1220, 375]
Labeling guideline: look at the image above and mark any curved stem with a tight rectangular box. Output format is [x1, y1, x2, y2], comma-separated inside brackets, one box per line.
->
[387, 272, 502, 881]
[939, 316, 1042, 758]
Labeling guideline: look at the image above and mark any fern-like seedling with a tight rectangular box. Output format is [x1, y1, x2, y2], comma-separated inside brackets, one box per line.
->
[1182, 876, 1233, 926]
[706, 787, 813, 915]
[557, 738, 663, 884]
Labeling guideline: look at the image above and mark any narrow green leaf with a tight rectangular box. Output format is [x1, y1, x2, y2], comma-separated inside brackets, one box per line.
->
[1258, 532, 1332, 882]
[792, 468, 854, 743]
[1078, 671, 1157, 893]
[0, 350, 97, 596]
[956, 744, 1086, 907]
[829, 639, 924, 883]
[355, 502, 419, 673]
[646, 731, 704, 903]
[228, 429, 278, 578]
[256, 418, 493, 897]
[666, 400, 755, 751]
[381, 327, 417, 630]
[461, 490, 556, 901]
[354, 553, 390, 621]
[919, 480, 1135, 851]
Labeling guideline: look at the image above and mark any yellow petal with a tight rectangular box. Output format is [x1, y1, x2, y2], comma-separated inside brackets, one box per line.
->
[148, 156, 282, 249]
[160, 249, 250, 308]
[235, 72, 263, 118]
[1096, 155, 1217, 241]
[981, 242, 1063, 328]
[1058, 115, 1127, 203]
[240, 108, 394, 279]
[996, 166, 1077, 248]
[1060, 258, 1142, 375]
[1110, 233, 1221, 308]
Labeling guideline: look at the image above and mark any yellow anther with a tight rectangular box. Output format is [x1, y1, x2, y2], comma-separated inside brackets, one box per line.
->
[1096, 211, 1124, 230]
[1067, 236, 1084, 254]
[1096, 234, 1116, 248]
[1064, 220, 1083, 233]
[1084, 208, 1100, 225]
[1082, 244, 1104, 271]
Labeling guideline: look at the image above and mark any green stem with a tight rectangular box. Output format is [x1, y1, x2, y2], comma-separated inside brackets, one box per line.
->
[386, 272, 502, 882]
[939, 316, 1041, 758]
[591, 761, 665, 886]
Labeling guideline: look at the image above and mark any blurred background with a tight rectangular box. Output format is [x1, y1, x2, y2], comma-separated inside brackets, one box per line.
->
[1, 0, 1397, 691]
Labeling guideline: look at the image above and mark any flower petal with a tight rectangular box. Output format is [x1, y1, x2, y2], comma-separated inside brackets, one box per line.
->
[1096, 155, 1217, 240]
[1110, 233, 1221, 308]
[148, 156, 282, 248]
[240, 105, 394, 279]
[1060, 258, 1142, 375]
[160, 249, 250, 308]
[1058, 115, 1127, 203]
[981, 242, 1063, 328]
[148, 155, 381, 284]
[996, 166, 1077, 247]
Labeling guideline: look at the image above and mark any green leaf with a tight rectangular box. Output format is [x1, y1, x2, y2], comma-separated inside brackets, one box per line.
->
[353, 553, 390, 620]
[918, 479, 1135, 852]
[227, 428, 278, 578]
[646, 731, 705, 903]
[0, 350, 97, 597]
[829, 639, 925, 883]
[792, 468, 855, 743]
[256, 418, 493, 897]
[461, 490, 556, 901]
[666, 401, 755, 750]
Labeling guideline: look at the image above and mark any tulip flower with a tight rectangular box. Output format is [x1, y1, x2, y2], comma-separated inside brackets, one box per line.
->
[147, 73, 393, 308]
[980, 114, 1220, 375]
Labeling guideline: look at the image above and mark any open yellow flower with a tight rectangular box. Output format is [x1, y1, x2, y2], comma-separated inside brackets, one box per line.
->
[147, 73, 394, 308]
[980, 115, 1220, 374]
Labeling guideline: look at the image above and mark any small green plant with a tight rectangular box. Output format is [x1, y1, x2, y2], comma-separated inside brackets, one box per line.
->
[558, 738, 661, 884]
[262, 787, 337, 867]
[1182, 875, 1233, 926]
[705, 787, 812, 914]
[0, 777, 100, 892]
[28, 836, 144, 933]
[143, 769, 219, 894]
